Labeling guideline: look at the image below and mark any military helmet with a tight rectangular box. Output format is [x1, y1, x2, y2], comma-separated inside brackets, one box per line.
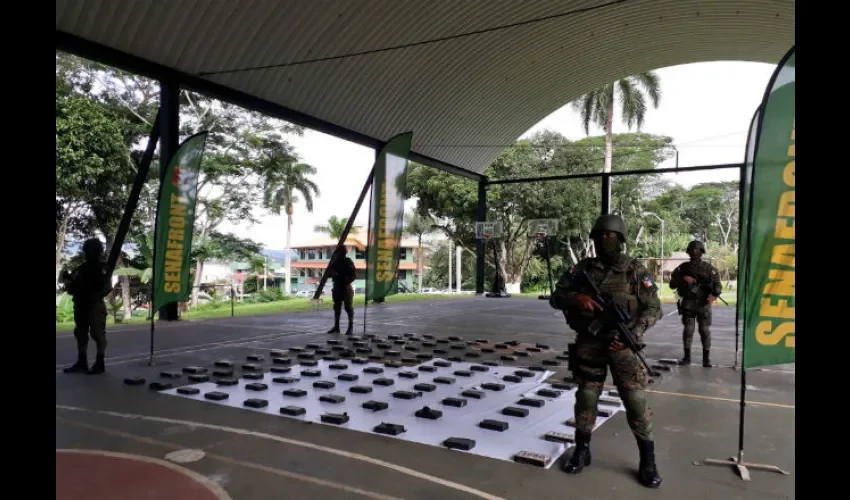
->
[82, 238, 104, 258]
[590, 214, 627, 240]
[686, 240, 706, 254]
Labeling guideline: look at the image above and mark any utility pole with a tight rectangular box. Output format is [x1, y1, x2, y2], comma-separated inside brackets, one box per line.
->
[447, 238, 452, 292]
[456, 246, 462, 293]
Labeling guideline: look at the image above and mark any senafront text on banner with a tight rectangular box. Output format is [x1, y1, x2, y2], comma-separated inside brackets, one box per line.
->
[742, 48, 795, 369]
[152, 132, 209, 311]
[366, 132, 413, 302]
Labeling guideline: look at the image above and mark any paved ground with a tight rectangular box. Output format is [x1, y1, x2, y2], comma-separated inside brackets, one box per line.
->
[56, 297, 795, 500]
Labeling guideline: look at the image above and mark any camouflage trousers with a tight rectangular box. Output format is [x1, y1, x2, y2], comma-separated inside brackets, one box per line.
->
[332, 286, 354, 323]
[73, 301, 108, 356]
[682, 307, 712, 350]
[571, 338, 653, 440]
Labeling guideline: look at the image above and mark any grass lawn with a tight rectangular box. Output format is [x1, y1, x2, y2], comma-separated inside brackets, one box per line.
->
[519, 280, 738, 306]
[56, 283, 739, 333]
[55, 293, 458, 332]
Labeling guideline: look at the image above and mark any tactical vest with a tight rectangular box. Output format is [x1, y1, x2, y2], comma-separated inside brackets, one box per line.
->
[567, 255, 640, 337]
[675, 260, 714, 312]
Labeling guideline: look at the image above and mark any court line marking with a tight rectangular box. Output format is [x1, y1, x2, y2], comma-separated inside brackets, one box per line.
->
[57, 418, 398, 500]
[646, 390, 794, 409]
[56, 447, 233, 500]
[56, 405, 507, 500]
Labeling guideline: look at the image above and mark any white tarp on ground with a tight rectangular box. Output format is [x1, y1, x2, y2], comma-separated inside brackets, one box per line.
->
[160, 358, 623, 469]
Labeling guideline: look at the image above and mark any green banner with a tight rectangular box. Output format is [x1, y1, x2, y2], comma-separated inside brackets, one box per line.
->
[153, 132, 209, 311]
[737, 107, 759, 323]
[366, 132, 413, 302]
[742, 47, 795, 368]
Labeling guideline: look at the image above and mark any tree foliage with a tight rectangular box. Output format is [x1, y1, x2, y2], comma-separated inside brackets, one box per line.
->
[406, 130, 738, 292]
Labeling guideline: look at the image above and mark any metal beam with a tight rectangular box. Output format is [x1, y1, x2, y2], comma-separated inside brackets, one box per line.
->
[105, 109, 160, 277]
[312, 166, 376, 300]
[475, 180, 487, 295]
[487, 163, 743, 185]
[600, 175, 611, 215]
[157, 80, 180, 322]
[55, 31, 484, 182]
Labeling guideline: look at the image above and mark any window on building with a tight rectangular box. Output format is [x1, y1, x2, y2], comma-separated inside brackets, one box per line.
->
[400, 248, 407, 259]
[299, 250, 306, 260]
[355, 247, 365, 259]
[307, 249, 316, 260]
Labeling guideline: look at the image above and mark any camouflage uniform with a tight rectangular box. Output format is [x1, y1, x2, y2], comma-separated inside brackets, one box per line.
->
[62, 239, 109, 375]
[669, 240, 722, 367]
[550, 214, 663, 488]
[327, 247, 357, 334]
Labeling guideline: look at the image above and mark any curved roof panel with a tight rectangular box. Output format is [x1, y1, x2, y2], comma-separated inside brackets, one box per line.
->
[56, 0, 794, 177]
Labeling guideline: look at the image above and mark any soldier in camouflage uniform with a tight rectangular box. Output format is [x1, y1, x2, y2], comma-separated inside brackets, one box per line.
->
[669, 240, 722, 367]
[61, 238, 109, 375]
[326, 245, 357, 334]
[550, 214, 663, 488]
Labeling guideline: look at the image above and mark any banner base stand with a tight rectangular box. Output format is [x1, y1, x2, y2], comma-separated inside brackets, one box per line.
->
[694, 456, 790, 481]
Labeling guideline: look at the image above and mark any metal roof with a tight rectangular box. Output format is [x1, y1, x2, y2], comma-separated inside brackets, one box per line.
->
[55, 0, 794, 178]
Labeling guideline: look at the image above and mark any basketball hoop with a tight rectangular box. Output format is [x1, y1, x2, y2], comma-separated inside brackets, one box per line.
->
[475, 221, 502, 241]
[526, 219, 559, 240]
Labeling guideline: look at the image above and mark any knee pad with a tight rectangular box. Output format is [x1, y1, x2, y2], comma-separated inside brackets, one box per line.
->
[575, 386, 601, 409]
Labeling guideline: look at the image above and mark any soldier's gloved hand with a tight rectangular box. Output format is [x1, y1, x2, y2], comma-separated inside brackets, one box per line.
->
[569, 294, 603, 314]
[683, 276, 696, 285]
[609, 340, 626, 352]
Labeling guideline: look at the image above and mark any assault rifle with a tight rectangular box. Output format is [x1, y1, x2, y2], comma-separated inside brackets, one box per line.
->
[677, 274, 729, 309]
[579, 269, 655, 376]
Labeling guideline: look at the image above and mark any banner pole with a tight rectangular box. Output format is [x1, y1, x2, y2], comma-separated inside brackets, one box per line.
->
[695, 46, 794, 479]
[737, 368, 747, 463]
[149, 283, 155, 365]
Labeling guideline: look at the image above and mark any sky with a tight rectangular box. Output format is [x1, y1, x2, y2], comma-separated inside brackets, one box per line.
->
[217, 61, 776, 252]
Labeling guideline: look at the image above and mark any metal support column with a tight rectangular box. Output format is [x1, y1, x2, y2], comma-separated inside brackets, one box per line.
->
[158, 79, 180, 321]
[475, 180, 487, 295]
[601, 173, 611, 215]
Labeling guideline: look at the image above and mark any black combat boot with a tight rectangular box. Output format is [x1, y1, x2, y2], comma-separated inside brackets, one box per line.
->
[345, 321, 353, 335]
[63, 354, 88, 374]
[87, 354, 105, 375]
[327, 325, 341, 334]
[636, 439, 663, 488]
[563, 430, 591, 474]
[702, 350, 712, 367]
[678, 348, 691, 365]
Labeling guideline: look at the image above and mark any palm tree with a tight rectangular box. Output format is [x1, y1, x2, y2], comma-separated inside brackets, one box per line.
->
[314, 215, 359, 240]
[571, 72, 661, 207]
[403, 212, 435, 292]
[262, 158, 319, 296]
